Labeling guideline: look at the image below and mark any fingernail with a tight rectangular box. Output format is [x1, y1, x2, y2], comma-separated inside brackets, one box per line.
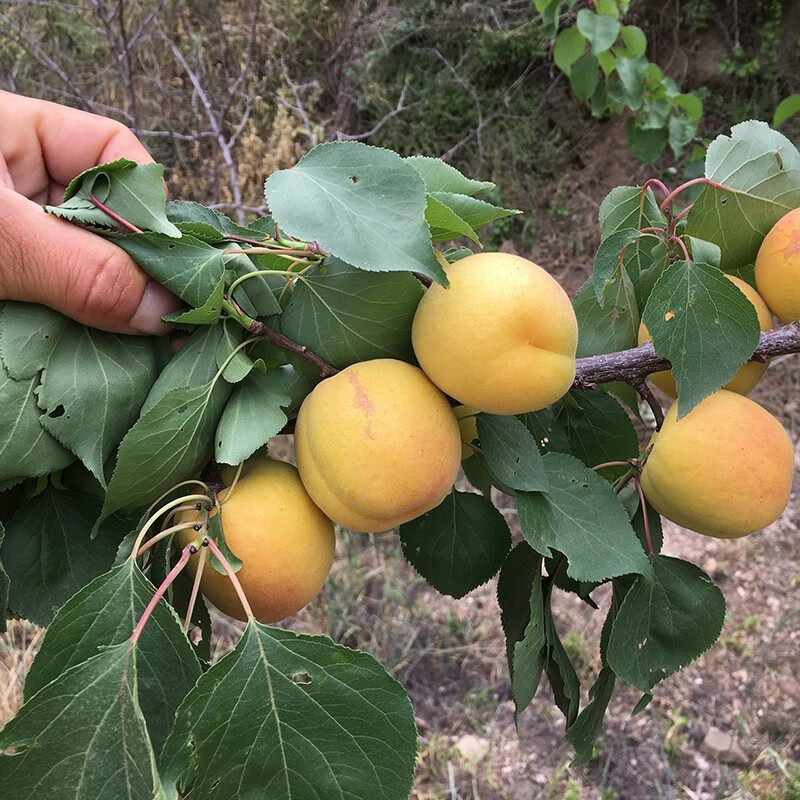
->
[131, 281, 181, 335]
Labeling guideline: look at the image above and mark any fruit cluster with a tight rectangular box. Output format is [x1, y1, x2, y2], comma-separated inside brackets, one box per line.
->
[187, 209, 799, 624]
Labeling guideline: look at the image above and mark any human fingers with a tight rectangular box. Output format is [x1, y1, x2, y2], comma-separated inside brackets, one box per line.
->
[0, 91, 154, 202]
[0, 188, 179, 334]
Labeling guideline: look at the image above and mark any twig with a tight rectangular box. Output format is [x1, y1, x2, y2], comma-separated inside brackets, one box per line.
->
[280, 53, 318, 147]
[573, 323, 800, 389]
[248, 319, 338, 379]
[336, 76, 419, 141]
[631, 378, 665, 431]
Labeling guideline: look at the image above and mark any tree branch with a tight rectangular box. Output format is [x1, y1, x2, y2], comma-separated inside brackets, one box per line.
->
[573, 323, 800, 389]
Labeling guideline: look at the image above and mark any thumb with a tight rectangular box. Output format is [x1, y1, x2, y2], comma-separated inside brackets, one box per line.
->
[0, 188, 180, 334]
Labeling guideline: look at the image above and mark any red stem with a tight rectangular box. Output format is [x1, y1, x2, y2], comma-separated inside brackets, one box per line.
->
[592, 460, 632, 471]
[659, 177, 727, 214]
[642, 178, 670, 199]
[130, 544, 193, 645]
[88, 192, 143, 234]
[204, 536, 255, 621]
[669, 235, 691, 262]
[673, 203, 694, 223]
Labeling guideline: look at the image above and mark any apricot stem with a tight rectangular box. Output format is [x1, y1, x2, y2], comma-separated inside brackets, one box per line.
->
[87, 192, 143, 233]
[631, 378, 665, 431]
[130, 544, 194, 646]
[183, 544, 208, 633]
[130, 493, 212, 561]
[591, 460, 631, 471]
[218, 462, 245, 507]
[136, 521, 201, 559]
[204, 536, 255, 621]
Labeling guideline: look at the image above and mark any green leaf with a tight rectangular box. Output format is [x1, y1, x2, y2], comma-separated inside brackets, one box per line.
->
[641, 260, 760, 415]
[425, 194, 480, 243]
[599, 186, 666, 238]
[0, 522, 8, 634]
[1, 487, 123, 626]
[574, 273, 638, 360]
[46, 158, 180, 237]
[428, 191, 518, 230]
[215, 367, 294, 465]
[215, 322, 254, 383]
[669, 112, 697, 158]
[0, 302, 69, 380]
[570, 51, 600, 102]
[613, 56, 648, 110]
[774, 94, 800, 127]
[619, 25, 647, 57]
[0, 643, 165, 799]
[607, 556, 725, 691]
[567, 667, 616, 765]
[518, 406, 572, 455]
[160, 622, 417, 800]
[461, 453, 494, 496]
[141, 324, 228, 414]
[116, 232, 226, 307]
[399, 489, 511, 598]
[225, 250, 285, 318]
[280, 258, 424, 368]
[576, 9, 620, 55]
[592, 228, 645, 301]
[36, 325, 162, 486]
[625, 118, 668, 163]
[686, 236, 721, 267]
[265, 140, 446, 285]
[475, 414, 548, 492]
[103, 380, 233, 517]
[165, 278, 225, 325]
[25, 559, 202, 755]
[497, 544, 545, 711]
[534, 0, 562, 37]
[517, 452, 652, 583]
[166, 199, 251, 238]
[543, 600, 581, 726]
[0, 358, 74, 482]
[405, 156, 493, 195]
[554, 27, 587, 75]
[685, 121, 800, 270]
[558, 390, 639, 480]
[674, 92, 703, 122]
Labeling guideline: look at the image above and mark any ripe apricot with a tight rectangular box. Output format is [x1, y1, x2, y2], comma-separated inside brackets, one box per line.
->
[638, 275, 773, 397]
[294, 359, 461, 532]
[178, 459, 335, 623]
[411, 252, 578, 414]
[755, 206, 800, 322]
[640, 391, 794, 539]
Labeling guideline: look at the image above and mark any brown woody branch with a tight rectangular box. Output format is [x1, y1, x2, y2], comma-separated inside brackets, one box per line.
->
[247, 319, 339, 379]
[573, 322, 800, 389]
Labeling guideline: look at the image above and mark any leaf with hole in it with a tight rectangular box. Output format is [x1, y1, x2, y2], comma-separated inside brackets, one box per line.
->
[102, 380, 233, 518]
[558, 390, 639, 482]
[0, 358, 74, 482]
[45, 158, 180, 237]
[160, 621, 417, 800]
[1, 487, 123, 626]
[399, 489, 511, 598]
[0, 643, 165, 799]
[280, 258, 424, 368]
[476, 414, 548, 492]
[517, 452, 652, 583]
[685, 121, 800, 270]
[406, 156, 493, 195]
[116, 232, 226, 308]
[641, 260, 760, 416]
[36, 323, 162, 487]
[215, 367, 294, 465]
[25, 558, 202, 756]
[265, 141, 446, 285]
[607, 555, 725, 691]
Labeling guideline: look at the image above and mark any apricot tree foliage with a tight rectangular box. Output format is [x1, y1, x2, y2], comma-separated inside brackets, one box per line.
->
[0, 120, 799, 799]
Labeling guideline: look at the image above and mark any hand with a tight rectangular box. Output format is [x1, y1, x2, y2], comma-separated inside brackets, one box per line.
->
[0, 91, 180, 334]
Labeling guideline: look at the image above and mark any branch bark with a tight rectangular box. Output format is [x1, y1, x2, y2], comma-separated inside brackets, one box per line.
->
[573, 322, 800, 389]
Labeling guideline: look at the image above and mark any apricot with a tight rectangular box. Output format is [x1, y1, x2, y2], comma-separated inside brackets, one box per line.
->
[638, 275, 773, 397]
[294, 359, 461, 532]
[178, 459, 335, 623]
[411, 252, 578, 415]
[640, 391, 794, 539]
[454, 405, 479, 459]
[755, 206, 800, 322]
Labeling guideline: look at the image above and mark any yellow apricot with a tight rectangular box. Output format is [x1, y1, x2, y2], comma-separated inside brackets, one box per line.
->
[411, 252, 578, 414]
[294, 359, 461, 533]
[638, 275, 773, 397]
[178, 459, 335, 623]
[454, 405, 479, 459]
[640, 391, 794, 539]
[755, 206, 800, 322]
